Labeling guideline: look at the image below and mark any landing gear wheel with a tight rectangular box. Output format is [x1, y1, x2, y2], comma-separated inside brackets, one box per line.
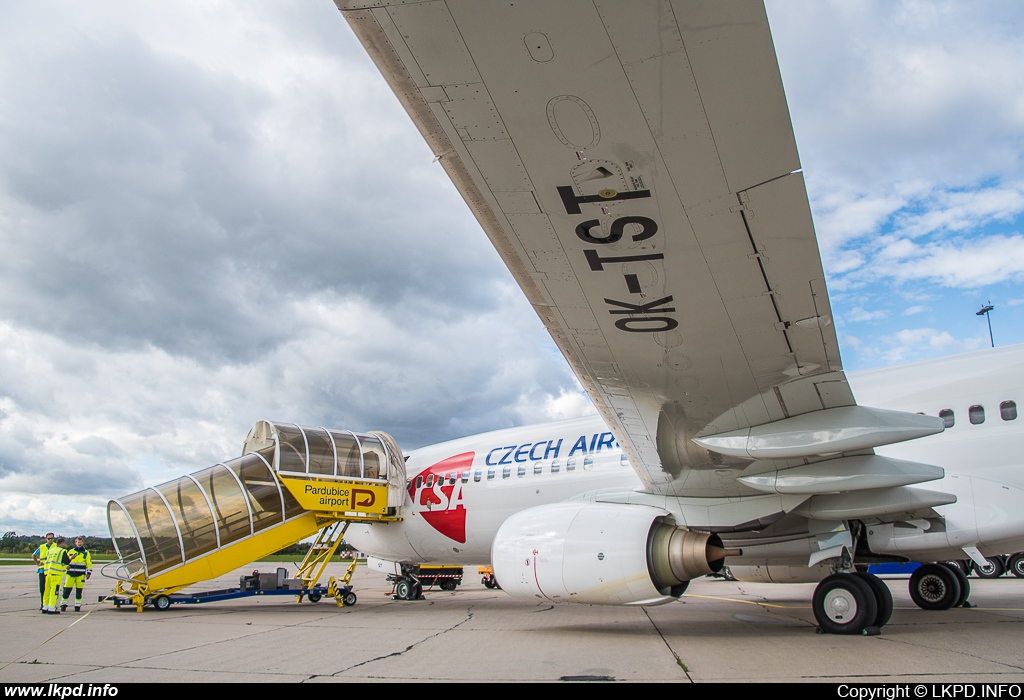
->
[395, 579, 412, 600]
[941, 562, 970, 606]
[944, 560, 970, 576]
[153, 595, 171, 611]
[1008, 553, 1024, 579]
[342, 592, 357, 607]
[974, 556, 1005, 579]
[852, 572, 893, 628]
[307, 592, 322, 603]
[909, 563, 961, 610]
[812, 573, 878, 635]
[482, 574, 500, 589]
[440, 580, 457, 591]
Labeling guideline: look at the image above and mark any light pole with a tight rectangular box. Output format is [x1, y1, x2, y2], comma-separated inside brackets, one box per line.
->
[976, 302, 995, 348]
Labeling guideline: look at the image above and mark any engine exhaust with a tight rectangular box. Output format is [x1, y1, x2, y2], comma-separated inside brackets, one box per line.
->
[648, 521, 742, 590]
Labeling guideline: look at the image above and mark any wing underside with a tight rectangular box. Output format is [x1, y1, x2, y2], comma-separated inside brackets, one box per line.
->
[337, 0, 947, 522]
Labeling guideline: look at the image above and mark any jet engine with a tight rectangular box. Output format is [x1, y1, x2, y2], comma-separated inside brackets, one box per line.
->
[491, 502, 735, 605]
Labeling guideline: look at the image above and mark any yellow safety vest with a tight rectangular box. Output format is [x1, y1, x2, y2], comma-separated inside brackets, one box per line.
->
[35, 542, 52, 573]
[66, 549, 92, 577]
[45, 546, 68, 576]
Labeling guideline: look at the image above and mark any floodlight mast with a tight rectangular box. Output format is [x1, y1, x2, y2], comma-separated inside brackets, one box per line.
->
[976, 302, 995, 348]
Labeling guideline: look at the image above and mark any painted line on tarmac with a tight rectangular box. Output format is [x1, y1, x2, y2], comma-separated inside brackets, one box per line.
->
[0, 594, 114, 672]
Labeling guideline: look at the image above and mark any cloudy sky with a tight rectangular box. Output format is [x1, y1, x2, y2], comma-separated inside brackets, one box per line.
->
[2, 1, 1023, 536]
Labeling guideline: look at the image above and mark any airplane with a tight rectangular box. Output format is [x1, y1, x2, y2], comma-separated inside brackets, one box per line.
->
[130, 0, 1019, 635]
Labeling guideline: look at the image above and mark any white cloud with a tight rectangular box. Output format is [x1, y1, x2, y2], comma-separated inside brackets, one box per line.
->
[541, 390, 597, 423]
[902, 305, 930, 316]
[894, 185, 1024, 239]
[0, 497, 109, 538]
[2, 1, 1024, 534]
[880, 327, 958, 363]
[873, 235, 1024, 289]
[813, 189, 907, 253]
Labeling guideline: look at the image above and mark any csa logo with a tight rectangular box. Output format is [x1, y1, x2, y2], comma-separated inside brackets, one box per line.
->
[409, 452, 474, 543]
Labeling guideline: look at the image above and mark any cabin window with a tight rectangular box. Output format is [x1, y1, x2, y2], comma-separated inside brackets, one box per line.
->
[969, 405, 985, 425]
[461, 471, 470, 483]
[486, 468, 495, 481]
[1001, 400, 1018, 421]
[583, 456, 594, 470]
[502, 466, 511, 479]
[566, 457, 576, 472]
[473, 470, 482, 483]
[426, 474, 435, 487]
[939, 409, 955, 428]
[517, 464, 526, 477]
[551, 460, 560, 474]
[534, 462, 543, 475]
[415, 476, 423, 489]
[448, 473, 456, 485]
[620, 453, 630, 468]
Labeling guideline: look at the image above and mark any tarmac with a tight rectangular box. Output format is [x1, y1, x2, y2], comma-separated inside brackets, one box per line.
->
[1, 563, 1023, 683]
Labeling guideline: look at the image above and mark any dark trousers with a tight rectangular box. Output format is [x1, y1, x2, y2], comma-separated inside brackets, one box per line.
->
[38, 572, 46, 607]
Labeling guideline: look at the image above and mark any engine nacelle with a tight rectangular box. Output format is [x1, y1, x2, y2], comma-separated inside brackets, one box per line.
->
[491, 502, 731, 605]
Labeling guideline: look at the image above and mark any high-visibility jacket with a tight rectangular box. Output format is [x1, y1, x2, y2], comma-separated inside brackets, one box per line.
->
[66, 548, 92, 577]
[45, 546, 70, 576]
[34, 542, 52, 574]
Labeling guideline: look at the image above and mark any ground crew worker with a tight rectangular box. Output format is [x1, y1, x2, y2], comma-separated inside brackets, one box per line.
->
[61, 536, 92, 612]
[42, 537, 71, 614]
[31, 533, 55, 611]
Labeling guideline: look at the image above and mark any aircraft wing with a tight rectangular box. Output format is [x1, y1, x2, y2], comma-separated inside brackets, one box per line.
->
[337, 1, 942, 497]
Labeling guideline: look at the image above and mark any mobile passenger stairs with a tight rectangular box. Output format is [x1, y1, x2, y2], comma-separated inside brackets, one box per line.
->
[102, 420, 406, 612]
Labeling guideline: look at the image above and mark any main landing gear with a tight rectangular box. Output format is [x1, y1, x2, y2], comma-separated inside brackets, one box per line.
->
[909, 563, 970, 610]
[812, 572, 893, 635]
[814, 560, 975, 633]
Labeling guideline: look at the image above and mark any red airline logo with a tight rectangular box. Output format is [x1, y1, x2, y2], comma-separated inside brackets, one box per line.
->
[409, 452, 474, 543]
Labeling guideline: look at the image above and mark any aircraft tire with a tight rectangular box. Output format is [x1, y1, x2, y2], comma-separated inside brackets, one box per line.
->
[941, 562, 970, 606]
[395, 580, 412, 600]
[812, 573, 878, 635]
[1008, 553, 1024, 579]
[909, 563, 961, 610]
[852, 572, 893, 627]
[974, 556, 1005, 579]
[943, 560, 970, 576]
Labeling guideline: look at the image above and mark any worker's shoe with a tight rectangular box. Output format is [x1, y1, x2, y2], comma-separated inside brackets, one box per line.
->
[60, 604, 67, 612]
[74, 606, 81, 612]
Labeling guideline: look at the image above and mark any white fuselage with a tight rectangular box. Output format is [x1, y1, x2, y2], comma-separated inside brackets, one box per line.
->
[347, 344, 1024, 566]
